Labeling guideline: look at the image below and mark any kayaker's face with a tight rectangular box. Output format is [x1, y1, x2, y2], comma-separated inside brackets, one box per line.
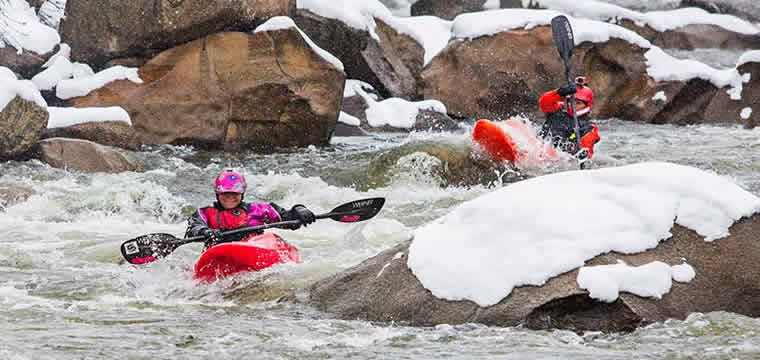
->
[219, 192, 242, 209]
[576, 101, 588, 111]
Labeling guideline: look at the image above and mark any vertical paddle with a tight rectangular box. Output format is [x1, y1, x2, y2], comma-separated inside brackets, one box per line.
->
[120, 197, 386, 265]
[551, 15, 586, 170]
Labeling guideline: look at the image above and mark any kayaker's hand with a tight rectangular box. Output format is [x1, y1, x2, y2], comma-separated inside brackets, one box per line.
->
[557, 84, 577, 97]
[576, 148, 589, 161]
[201, 228, 222, 247]
[291, 204, 316, 227]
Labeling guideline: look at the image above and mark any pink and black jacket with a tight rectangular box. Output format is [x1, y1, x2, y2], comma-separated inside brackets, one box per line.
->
[185, 201, 299, 242]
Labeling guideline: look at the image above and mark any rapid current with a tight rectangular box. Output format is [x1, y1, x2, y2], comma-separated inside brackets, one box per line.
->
[1, 116, 758, 359]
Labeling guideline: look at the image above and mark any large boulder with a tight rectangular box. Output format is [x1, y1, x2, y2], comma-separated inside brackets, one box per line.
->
[704, 59, 760, 128]
[410, 0, 486, 20]
[43, 121, 141, 150]
[422, 25, 583, 120]
[34, 138, 140, 173]
[0, 47, 49, 79]
[681, 0, 760, 23]
[286, 215, 760, 331]
[0, 96, 49, 160]
[580, 39, 687, 123]
[60, 0, 295, 68]
[294, 9, 424, 99]
[423, 24, 757, 127]
[618, 20, 760, 51]
[70, 28, 344, 149]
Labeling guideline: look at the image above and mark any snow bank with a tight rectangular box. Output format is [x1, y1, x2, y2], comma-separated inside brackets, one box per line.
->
[408, 162, 760, 307]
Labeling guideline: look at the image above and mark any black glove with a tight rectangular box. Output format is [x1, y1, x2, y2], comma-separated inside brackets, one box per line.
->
[557, 84, 577, 97]
[576, 148, 589, 160]
[291, 204, 316, 227]
[201, 227, 222, 247]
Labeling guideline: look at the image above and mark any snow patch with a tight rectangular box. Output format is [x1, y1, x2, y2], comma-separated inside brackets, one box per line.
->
[645, 47, 746, 100]
[407, 162, 760, 307]
[738, 50, 760, 67]
[0, 0, 60, 54]
[652, 91, 667, 103]
[671, 263, 696, 283]
[0, 67, 47, 111]
[393, 16, 453, 65]
[56, 66, 143, 99]
[47, 106, 132, 128]
[523, 0, 759, 35]
[297, 0, 427, 48]
[577, 261, 674, 302]
[740, 107, 753, 120]
[451, 9, 651, 49]
[338, 111, 361, 126]
[254, 16, 344, 72]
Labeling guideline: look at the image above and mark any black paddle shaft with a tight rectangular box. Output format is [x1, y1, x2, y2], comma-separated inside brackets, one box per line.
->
[551, 15, 585, 169]
[120, 197, 385, 264]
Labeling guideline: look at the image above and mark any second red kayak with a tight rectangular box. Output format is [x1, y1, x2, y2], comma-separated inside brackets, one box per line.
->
[194, 233, 301, 282]
[472, 119, 558, 164]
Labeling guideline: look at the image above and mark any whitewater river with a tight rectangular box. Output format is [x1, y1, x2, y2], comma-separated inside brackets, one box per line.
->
[1, 118, 759, 359]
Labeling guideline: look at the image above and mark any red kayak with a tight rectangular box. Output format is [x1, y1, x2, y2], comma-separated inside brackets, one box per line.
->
[193, 233, 301, 282]
[472, 119, 559, 165]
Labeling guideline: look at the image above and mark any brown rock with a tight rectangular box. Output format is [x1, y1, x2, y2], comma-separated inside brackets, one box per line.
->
[357, 140, 507, 190]
[413, 109, 460, 132]
[60, 0, 295, 67]
[423, 25, 580, 120]
[618, 20, 760, 50]
[0, 96, 49, 160]
[294, 9, 424, 99]
[582, 38, 671, 122]
[43, 121, 141, 150]
[332, 122, 369, 137]
[287, 215, 760, 331]
[411, 0, 486, 20]
[681, 0, 760, 23]
[704, 60, 760, 128]
[35, 138, 140, 173]
[500, 0, 522, 8]
[0, 47, 48, 79]
[71, 30, 344, 149]
[0, 187, 33, 211]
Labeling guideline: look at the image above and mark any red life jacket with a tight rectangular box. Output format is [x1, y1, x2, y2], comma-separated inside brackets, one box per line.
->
[201, 205, 248, 231]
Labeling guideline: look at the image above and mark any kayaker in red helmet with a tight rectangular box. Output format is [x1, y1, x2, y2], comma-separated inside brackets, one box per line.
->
[538, 76, 601, 159]
[185, 170, 316, 248]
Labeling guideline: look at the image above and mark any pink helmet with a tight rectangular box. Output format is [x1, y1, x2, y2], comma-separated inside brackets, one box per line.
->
[214, 170, 247, 194]
[567, 86, 594, 117]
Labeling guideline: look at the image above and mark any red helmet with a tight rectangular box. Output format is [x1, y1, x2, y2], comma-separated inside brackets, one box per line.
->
[214, 170, 247, 194]
[567, 86, 594, 117]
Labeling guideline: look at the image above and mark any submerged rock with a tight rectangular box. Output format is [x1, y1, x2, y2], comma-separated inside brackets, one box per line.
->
[34, 138, 140, 173]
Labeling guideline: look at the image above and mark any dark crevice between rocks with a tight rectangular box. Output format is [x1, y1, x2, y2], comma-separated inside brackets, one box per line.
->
[652, 78, 717, 125]
[525, 294, 645, 333]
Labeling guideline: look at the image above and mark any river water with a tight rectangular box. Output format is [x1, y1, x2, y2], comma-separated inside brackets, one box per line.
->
[1, 118, 759, 359]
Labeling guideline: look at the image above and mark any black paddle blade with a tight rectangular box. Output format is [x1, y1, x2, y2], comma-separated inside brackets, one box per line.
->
[327, 197, 385, 222]
[551, 15, 575, 63]
[120, 233, 184, 264]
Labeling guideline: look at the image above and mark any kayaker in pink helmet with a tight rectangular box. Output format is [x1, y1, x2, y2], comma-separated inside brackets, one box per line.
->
[185, 169, 316, 248]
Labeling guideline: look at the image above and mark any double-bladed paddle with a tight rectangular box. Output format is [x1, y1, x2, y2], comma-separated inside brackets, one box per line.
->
[551, 15, 587, 170]
[120, 197, 386, 265]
